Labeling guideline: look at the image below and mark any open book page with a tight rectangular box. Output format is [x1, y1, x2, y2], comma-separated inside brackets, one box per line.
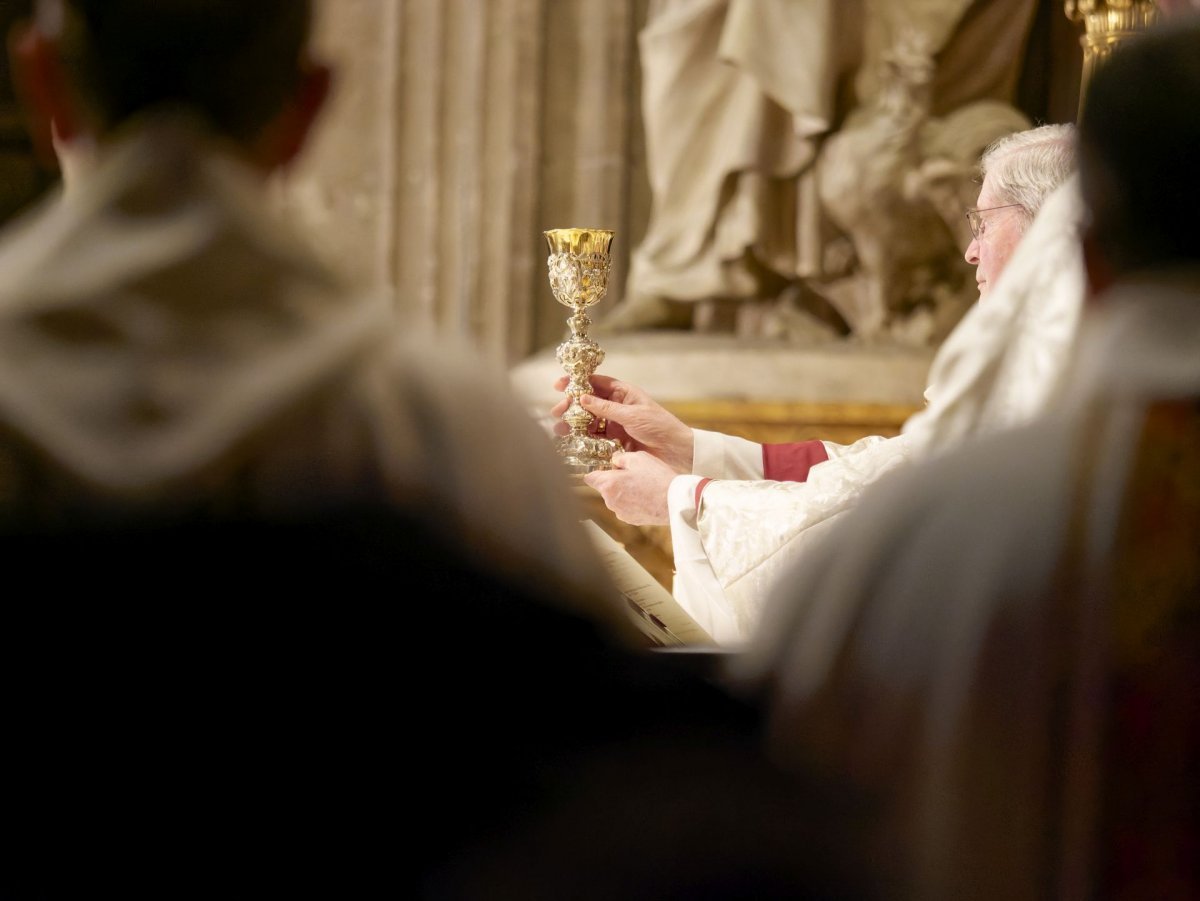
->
[582, 519, 715, 647]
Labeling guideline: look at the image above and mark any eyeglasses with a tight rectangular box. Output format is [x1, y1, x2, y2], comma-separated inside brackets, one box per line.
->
[965, 203, 1022, 240]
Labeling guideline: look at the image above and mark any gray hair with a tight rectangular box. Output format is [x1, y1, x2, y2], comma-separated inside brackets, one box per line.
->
[980, 123, 1077, 228]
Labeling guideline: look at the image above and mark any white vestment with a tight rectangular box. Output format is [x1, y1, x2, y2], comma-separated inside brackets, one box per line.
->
[668, 176, 1087, 644]
[732, 274, 1200, 900]
[0, 116, 629, 636]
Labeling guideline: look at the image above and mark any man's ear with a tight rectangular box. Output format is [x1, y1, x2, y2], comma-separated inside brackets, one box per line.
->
[253, 59, 333, 172]
[7, 20, 81, 171]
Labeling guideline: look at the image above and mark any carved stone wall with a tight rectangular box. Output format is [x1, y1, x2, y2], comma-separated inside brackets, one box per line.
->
[287, 0, 1084, 368]
[286, 0, 651, 368]
[282, 0, 400, 292]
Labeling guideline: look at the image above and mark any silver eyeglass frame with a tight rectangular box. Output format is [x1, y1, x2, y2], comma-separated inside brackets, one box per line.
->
[965, 203, 1023, 240]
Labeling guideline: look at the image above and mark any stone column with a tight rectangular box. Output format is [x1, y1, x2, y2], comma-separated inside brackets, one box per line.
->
[391, 0, 550, 365]
[282, 0, 402, 291]
[536, 0, 647, 350]
[285, 0, 649, 368]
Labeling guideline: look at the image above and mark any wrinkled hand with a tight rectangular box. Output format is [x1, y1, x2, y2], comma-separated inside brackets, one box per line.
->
[551, 374, 693, 473]
[583, 450, 676, 526]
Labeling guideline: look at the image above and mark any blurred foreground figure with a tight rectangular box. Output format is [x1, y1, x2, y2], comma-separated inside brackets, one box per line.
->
[738, 17, 1200, 901]
[1, 511, 873, 899]
[0, 0, 622, 628]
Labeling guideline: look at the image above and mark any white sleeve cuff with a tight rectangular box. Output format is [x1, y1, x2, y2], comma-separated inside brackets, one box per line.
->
[667, 474, 705, 526]
[691, 429, 765, 479]
[667, 474, 744, 646]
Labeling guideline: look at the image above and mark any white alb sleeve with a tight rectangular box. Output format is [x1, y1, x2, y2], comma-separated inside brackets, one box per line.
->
[691, 429, 765, 479]
[666, 473, 746, 646]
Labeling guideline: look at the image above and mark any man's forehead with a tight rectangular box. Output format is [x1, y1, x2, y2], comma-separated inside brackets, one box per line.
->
[975, 174, 1001, 208]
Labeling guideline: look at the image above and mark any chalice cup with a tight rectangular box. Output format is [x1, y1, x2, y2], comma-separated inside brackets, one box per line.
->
[545, 227, 622, 474]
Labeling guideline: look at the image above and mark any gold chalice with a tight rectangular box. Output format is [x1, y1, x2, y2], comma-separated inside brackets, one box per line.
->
[545, 227, 621, 474]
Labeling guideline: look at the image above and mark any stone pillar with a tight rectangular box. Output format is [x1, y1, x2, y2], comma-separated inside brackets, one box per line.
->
[536, 0, 647, 350]
[282, 0, 402, 290]
[285, 0, 649, 368]
[391, 0, 550, 365]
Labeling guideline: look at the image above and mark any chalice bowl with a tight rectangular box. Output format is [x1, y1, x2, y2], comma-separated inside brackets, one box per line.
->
[545, 227, 622, 474]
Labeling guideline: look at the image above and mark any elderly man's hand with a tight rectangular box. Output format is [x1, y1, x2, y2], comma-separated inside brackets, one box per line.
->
[583, 450, 676, 526]
[551, 374, 694, 473]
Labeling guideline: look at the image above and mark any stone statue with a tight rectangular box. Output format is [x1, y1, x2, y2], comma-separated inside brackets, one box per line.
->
[605, 0, 1039, 345]
[810, 28, 1030, 343]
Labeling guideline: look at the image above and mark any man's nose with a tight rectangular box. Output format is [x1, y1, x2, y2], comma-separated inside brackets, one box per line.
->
[964, 237, 980, 266]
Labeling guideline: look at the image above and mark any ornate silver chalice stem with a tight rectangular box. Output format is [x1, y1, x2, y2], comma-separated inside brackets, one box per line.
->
[545, 227, 622, 474]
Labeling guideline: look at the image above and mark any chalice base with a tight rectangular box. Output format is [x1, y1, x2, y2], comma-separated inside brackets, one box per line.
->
[556, 433, 621, 475]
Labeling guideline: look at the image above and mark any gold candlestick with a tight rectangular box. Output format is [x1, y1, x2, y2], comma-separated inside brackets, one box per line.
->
[1065, 0, 1161, 117]
[545, 227, 622, 474]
